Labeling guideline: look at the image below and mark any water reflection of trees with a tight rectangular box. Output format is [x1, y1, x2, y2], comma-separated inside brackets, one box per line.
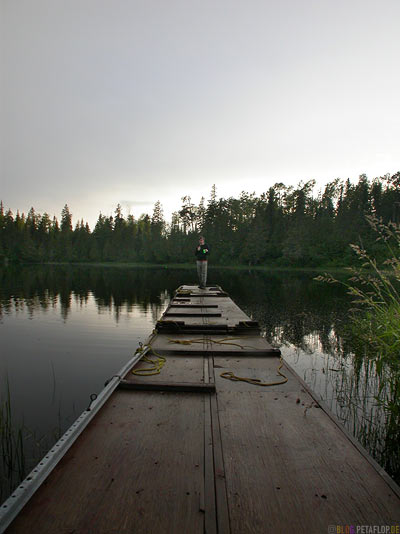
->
[0, 265, 360, 352]
[0, 265, 190, 322]
[209, 269, 351, 354]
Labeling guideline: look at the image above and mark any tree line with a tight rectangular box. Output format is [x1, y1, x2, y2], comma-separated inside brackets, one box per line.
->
[1, 172, 399, 267]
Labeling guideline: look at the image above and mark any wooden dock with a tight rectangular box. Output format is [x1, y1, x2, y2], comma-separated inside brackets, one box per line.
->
[2, 285, 399, 533]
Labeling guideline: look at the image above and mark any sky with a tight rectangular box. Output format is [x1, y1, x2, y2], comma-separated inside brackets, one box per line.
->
[1, 0, 399, 228]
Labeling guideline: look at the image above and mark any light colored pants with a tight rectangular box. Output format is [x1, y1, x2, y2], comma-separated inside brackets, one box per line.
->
[196, 260, 207, 286]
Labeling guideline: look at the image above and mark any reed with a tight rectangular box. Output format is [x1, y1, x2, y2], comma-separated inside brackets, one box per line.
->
[316, 215, 400, 421]
[0, 363, 68, 502]
[0, 382, 25, 501]
[331, 354, 400, 482]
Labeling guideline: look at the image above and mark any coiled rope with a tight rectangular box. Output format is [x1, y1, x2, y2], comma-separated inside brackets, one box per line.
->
[220, 357, 288, 387]
[167, 337, 261, 351]
[130, 336, 286, 386]
[131, 341, 167, 377]
[168, 337, 287, 387]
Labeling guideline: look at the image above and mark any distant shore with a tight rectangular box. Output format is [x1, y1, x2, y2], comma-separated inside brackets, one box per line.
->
[1, 260, 352, 274]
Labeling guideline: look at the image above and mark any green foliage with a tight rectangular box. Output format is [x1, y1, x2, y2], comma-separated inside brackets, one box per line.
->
[1, 172, 400, 267]
[316, 214, 400, 420]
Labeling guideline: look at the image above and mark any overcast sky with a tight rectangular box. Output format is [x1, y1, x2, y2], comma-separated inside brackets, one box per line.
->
[1, 0, 399, 228]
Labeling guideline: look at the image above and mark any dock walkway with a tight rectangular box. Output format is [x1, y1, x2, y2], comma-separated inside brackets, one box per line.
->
[3, 286, 400, 533]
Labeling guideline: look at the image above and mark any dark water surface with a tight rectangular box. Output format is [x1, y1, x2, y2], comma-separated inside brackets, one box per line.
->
[0, 264, 398, 500]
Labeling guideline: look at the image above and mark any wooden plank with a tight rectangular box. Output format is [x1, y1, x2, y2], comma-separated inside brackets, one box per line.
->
[156, 322, 230, 335]
[162, 296, 252, 332]
[177, 286, 228, 298]
[7, 390, 206, 534]
[204, 396, 217, 534]
[118, 380, 216, 393]
[204, 355, 210, 384]
[174, 292, 228, 298]
[209, 379, 231, 534]
[175, 297, 228, 304]
[171, 310, 249, 325]
[207, 355, 215, 386]
[150, 335, 280, 357]
[176, 287, 226, 294]
[169, 304, 219, 308]
[282, 358, 400, 499]
[157, 321, 261, 335]
[124, 355, 205, 384]
[164, 312, 222, 317]
[161, 315, 224, 323]
[182, 297, 247, 318]
[214, 367, 400, 532]
[213, 355, 294, 392]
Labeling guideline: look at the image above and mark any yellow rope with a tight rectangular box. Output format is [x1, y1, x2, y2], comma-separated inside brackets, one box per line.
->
[131, 355, 166, 376]
[167, 337, 262, 351]
[131, 342, 167, 377]
[220, 358, 288, 387]
[130, 336, 286, 385]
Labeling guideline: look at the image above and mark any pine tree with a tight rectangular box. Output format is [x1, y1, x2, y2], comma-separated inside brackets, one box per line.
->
[61, 204, 73, 233]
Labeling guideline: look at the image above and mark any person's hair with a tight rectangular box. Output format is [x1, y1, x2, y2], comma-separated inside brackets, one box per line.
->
[199, 235, 205, 240]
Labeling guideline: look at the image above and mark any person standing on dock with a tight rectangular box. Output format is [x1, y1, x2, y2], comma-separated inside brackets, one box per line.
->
[195, 236, 209, 289]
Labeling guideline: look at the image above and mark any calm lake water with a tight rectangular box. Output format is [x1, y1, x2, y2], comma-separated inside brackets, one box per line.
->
[0, 264, 398, 500]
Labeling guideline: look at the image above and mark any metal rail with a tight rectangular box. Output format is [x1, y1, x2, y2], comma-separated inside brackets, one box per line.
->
[0, 349, 146, 533]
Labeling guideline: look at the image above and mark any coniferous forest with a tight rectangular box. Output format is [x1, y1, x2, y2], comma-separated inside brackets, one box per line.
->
[1, 173, 399, 267]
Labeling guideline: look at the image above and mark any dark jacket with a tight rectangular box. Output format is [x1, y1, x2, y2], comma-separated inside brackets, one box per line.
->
[195, 243, 210, 261]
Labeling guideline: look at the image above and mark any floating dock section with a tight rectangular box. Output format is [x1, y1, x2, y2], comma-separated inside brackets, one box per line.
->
[1, 285, 399, 533]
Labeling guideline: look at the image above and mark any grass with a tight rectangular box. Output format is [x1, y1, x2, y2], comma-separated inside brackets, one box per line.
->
[0, 380, 64, 503]
[316, 215, 400, 420]
[329, 354, 400, 482]
[0, 382, 25, 501]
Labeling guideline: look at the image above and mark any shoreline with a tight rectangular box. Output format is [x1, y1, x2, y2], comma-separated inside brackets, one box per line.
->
[1, 261, 351, 274]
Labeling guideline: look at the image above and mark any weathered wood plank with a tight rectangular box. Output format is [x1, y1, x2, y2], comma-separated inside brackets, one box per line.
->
[150, 334, 280, 357]
[167, 299, 250, 325]
[118, 380, 216, 393]
[174, 291, 228, 298]
[210, 383, 231, 534]
[7, 391, 207, 534]
[156, 322, 230, 335]
[214, 365, 400, 533]
[178, 285, 226, 294]
[204, 396, 217, 534]
[164, 312, 222, 317]
[213, 355, 295, 392]
[169, 304, 219, 308]
[124, 355, 205, 384]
